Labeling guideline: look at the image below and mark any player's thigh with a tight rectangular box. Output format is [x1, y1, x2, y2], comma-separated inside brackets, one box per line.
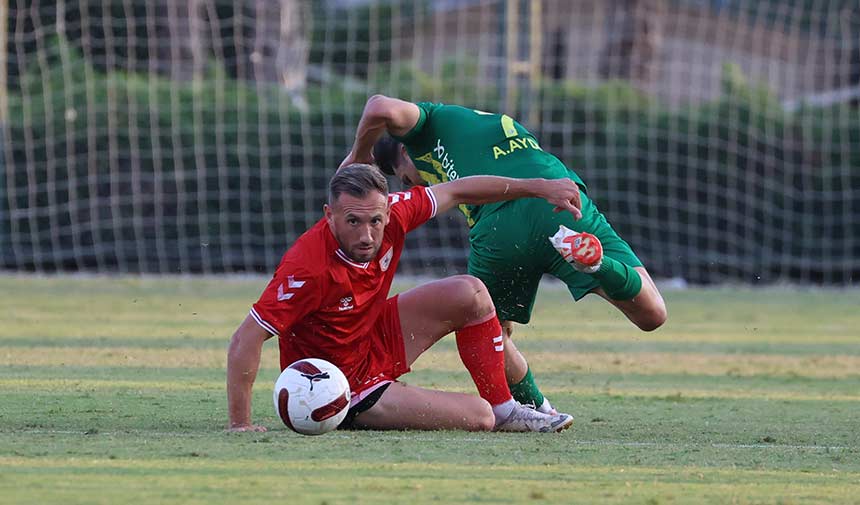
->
[397, 275, 492, 365]
[469, 194, 615, 316]
[352, 381, 494, 431]
[468, 251, 542, 325]
[468, 204, 547, 325]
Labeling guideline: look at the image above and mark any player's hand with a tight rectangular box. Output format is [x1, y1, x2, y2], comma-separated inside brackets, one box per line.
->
[227, 423, 268, 433]
[338, 150, 374, 171]
[542, 179, 583, 220]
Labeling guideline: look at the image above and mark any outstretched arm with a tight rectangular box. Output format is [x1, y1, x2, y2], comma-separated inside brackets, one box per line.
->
[340, 95, 420, 168]
[226, 315, 274, 432]
[432, 176, 583, 220]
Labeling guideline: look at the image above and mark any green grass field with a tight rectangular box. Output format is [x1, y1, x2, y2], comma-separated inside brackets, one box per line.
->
[1, 276, 858, 504]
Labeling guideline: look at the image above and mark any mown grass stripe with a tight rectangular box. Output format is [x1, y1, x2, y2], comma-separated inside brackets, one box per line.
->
[2, 378, 858, 402]
[413, 350, 860, 378]
[0, 337, 230, 349]
[1, 454, 856, 479]
[2, 469, 855, 505]
[4, 337, 860, 357]
[5, 430, 856, 452]
[5, 347, 860, 378]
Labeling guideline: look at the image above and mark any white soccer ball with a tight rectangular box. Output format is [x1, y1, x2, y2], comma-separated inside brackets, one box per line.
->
[273, 358, 351, 435]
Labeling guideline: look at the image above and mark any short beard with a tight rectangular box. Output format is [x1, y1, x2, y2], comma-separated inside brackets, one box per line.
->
[347, 244, 378, 263]
[333, 228, 379, 263]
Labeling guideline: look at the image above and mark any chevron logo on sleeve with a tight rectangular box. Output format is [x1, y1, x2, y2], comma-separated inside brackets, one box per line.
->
[277, 275, 306, 301]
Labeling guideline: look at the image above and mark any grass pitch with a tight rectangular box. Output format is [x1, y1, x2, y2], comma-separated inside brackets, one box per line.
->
[1, 276, 858, 504]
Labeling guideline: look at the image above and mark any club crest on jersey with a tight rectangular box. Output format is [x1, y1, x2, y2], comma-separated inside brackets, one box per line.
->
[379, 247, 394, 272]
[338, 296, 354, 311]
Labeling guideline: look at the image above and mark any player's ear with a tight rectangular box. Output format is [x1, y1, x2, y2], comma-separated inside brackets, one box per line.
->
[383, 198, 392, 221]
[324, 203, 334, 228]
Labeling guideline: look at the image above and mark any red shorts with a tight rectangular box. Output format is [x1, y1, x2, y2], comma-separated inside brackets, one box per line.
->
[348, 295, 411, 407]
[255, 294, 411, 407]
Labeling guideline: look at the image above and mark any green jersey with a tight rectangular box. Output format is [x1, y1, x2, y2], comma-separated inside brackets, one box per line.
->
[393, 102, 586, 226]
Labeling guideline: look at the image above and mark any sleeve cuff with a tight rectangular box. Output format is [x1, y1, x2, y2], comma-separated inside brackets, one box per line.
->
[424, 187, 438, 219]
[392, 105, 427, 142]
[249, 307, 279, 336]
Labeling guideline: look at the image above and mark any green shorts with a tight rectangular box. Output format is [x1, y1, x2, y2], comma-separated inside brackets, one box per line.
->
[467, 190, 642, 324]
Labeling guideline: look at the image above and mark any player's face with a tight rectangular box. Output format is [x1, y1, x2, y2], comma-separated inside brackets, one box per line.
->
[324, 191, 390, 263]
[392, 146, 425, 188]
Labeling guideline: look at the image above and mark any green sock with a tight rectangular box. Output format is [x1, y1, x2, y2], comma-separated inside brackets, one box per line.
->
[509, 367, 545, 407]
[592, 256, 642, 300]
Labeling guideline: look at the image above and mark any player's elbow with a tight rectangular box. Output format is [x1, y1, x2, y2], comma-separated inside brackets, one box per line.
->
[366, 95, 410, 125]
[367, 93, 391, 105]
[365, 94, 394, 117]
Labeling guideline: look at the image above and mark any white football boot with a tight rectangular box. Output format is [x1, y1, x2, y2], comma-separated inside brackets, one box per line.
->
[536, 397, 559, 415]
[494, 402, 574, 433]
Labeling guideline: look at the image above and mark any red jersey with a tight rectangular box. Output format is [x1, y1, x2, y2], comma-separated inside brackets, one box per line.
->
[250, 185, 438, 390]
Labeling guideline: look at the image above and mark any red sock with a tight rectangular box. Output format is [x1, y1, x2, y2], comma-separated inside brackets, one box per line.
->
[455, 314, 512, 406]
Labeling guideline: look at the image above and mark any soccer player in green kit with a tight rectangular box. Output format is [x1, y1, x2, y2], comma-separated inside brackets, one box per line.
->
[340, 95, 667, 415]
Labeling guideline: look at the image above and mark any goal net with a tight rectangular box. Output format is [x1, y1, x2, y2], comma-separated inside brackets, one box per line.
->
[2, 0, 858, 283]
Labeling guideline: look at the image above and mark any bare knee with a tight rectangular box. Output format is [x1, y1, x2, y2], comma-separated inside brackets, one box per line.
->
[636, 302, 667, 332]
[448, 275, 495, 324]
[468, 399, 495, 432]
[630, 268, 667, 331]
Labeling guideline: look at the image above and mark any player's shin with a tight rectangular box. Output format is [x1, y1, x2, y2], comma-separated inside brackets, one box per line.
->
[455, 314, 513, 410]
[502, 327, 555, 413]
[509, 367, 547, 409]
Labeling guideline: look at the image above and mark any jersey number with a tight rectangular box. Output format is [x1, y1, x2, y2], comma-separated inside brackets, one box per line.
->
[473, 109, 518, 139]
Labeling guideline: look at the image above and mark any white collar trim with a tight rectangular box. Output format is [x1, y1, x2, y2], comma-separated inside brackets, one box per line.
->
[335, 248, 370, 269]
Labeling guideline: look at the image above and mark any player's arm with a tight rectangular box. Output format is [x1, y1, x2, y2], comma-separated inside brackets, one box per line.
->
[340, 95, 421, 168]
[226, 315, 274, 432]
[432, 176, 583, 220]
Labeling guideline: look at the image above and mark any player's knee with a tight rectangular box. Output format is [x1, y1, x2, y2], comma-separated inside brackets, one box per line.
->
[469, 400, 495, 432]
[451, 275, 494, 319]
[637, 303, 667, 332]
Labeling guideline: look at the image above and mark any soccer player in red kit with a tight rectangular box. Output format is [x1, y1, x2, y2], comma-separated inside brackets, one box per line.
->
[227, 164, 582, 432]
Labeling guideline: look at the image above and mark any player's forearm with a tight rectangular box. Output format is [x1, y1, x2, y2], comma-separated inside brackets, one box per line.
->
[226, 335, 263, 427]
[448, 176, 552, 205]
[438, 175, 582, 218]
